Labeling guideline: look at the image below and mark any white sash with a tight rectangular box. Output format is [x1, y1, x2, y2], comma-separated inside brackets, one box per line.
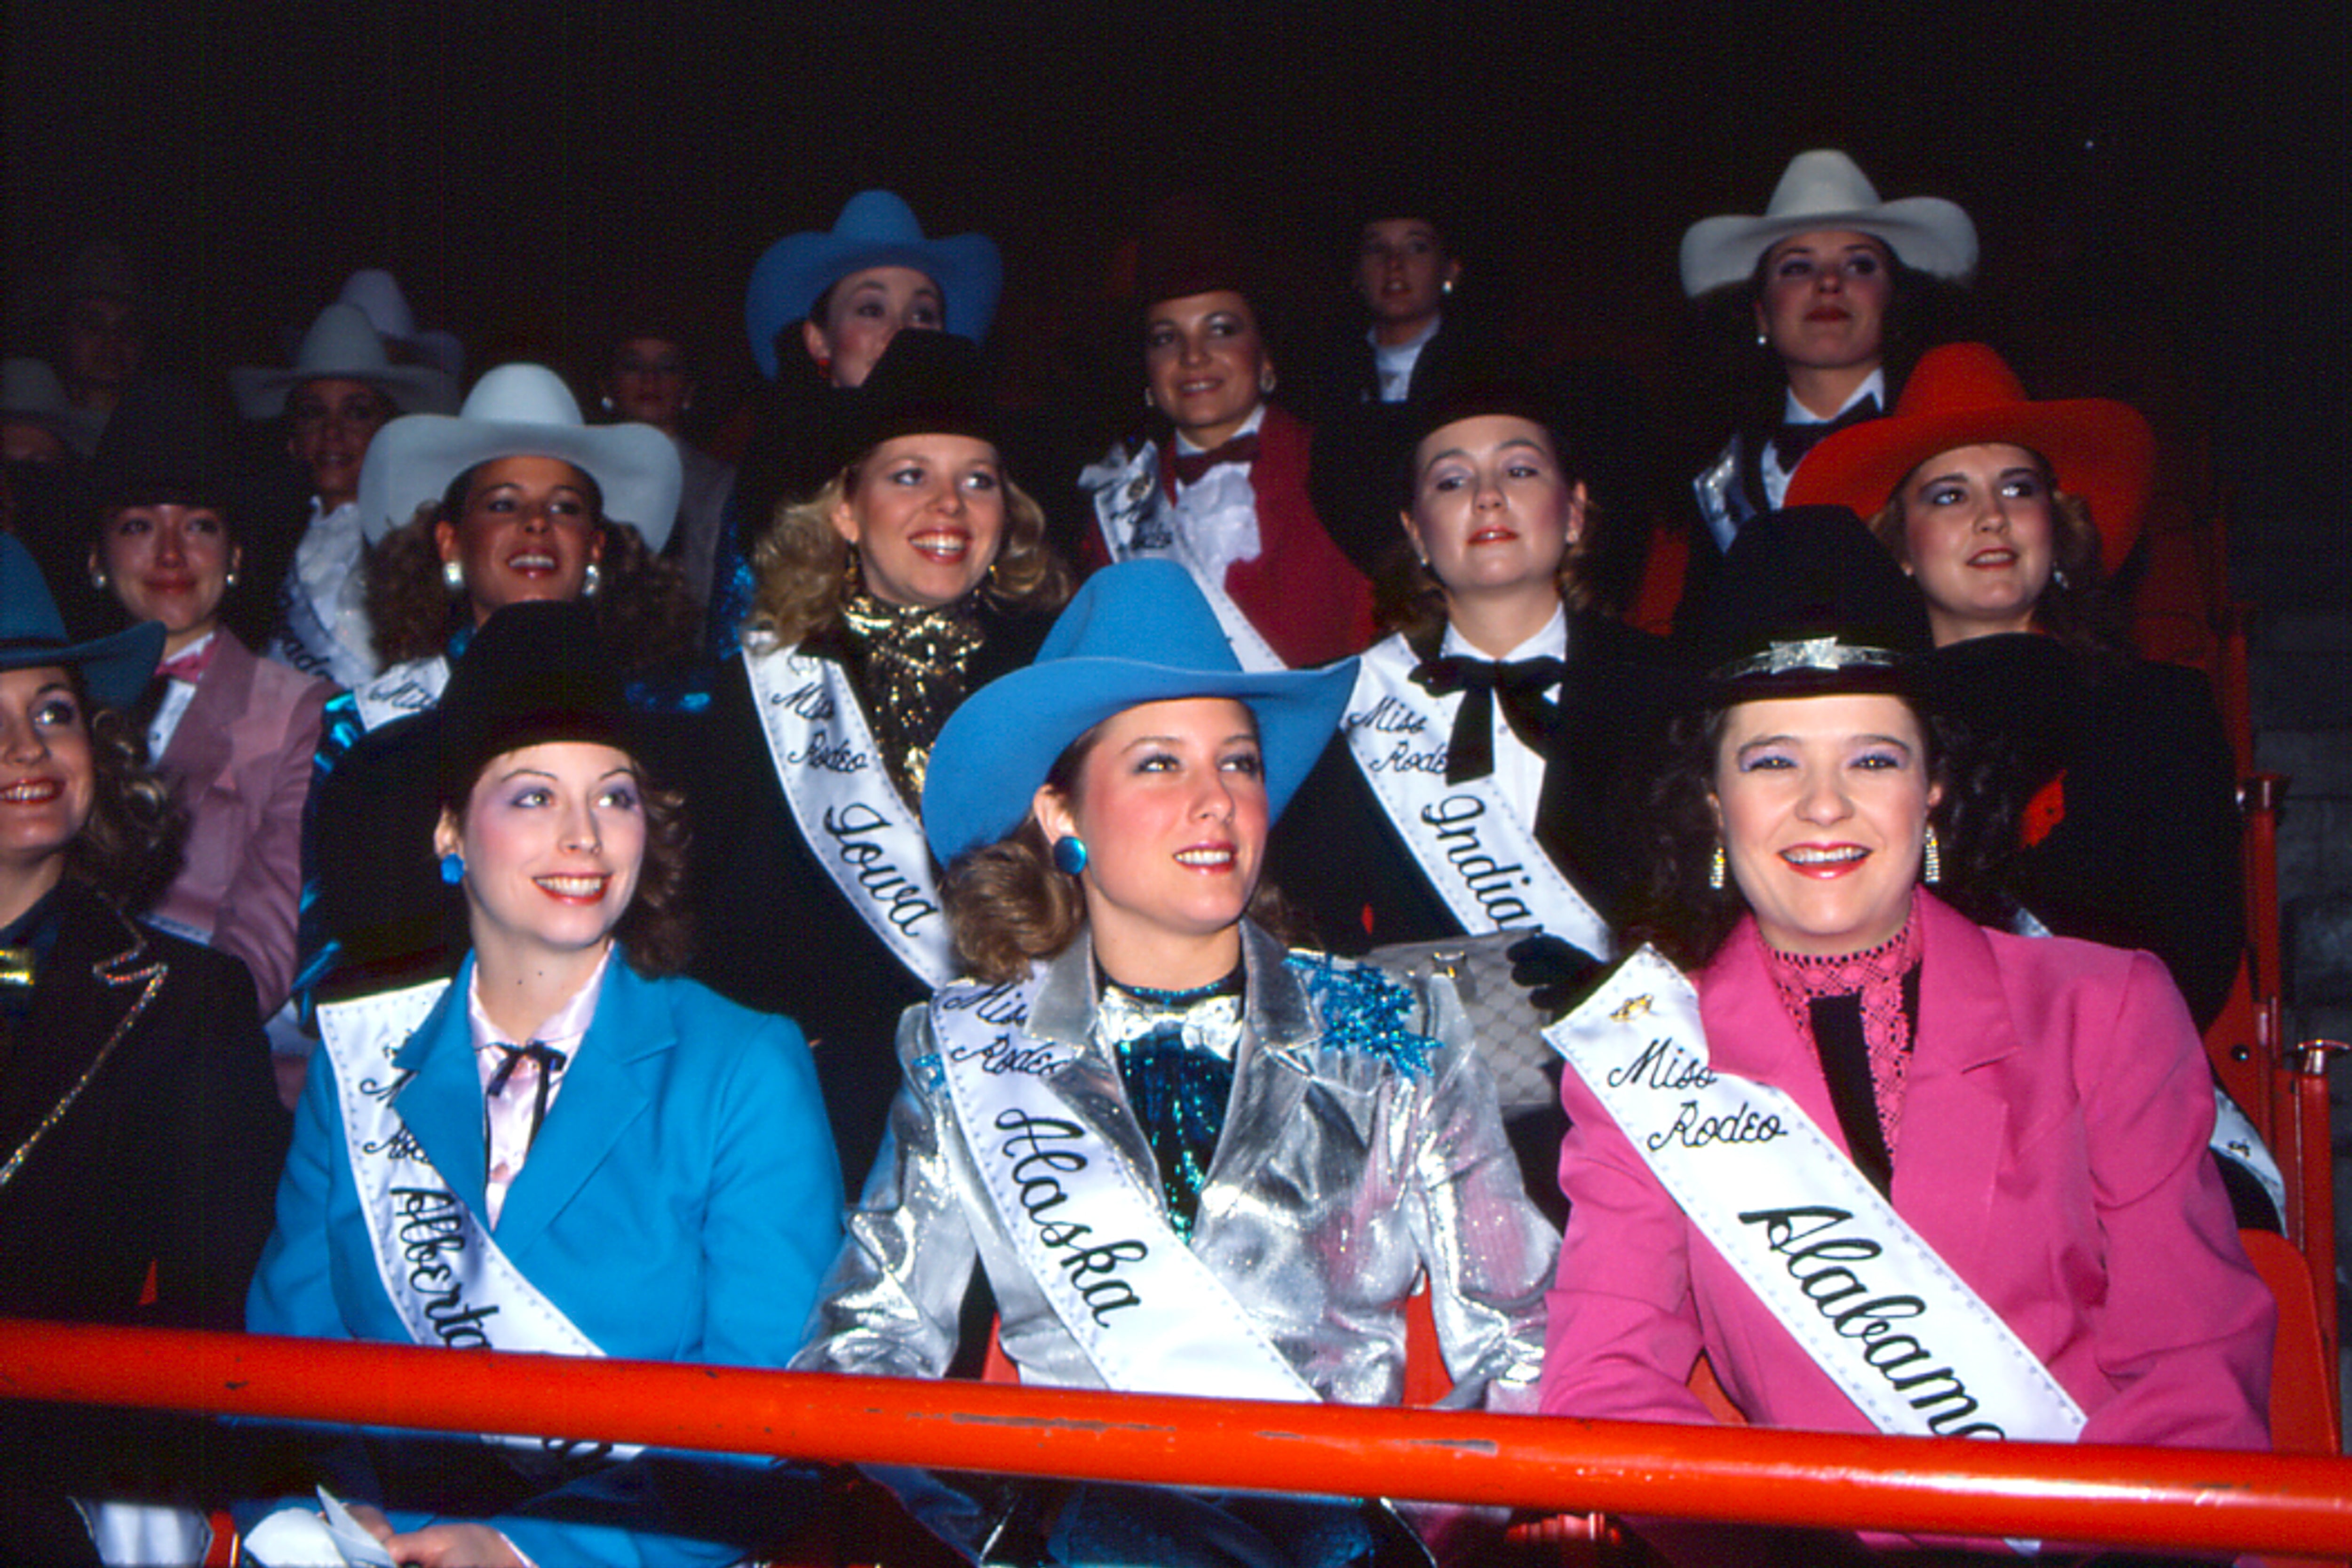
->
[318, 981, 639, 1461]
[931, 974, 1316, 1403]
[1549, 948, 2087, 1453]
[1082, 441, 1287, 672]
[742, 643, 954, 988]
[350, 653, 450, 733]
[1342, 637, 1611, 958]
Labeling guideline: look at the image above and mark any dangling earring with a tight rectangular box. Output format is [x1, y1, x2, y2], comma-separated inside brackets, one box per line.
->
[442, 559, 465, 593]
[1708, 843, 1726, 891]
[581, 561, 602, 599]
[1922, 825, 1942, 885]
[438, 852, 465, 887]
[2051, 567, 2071, 590]
[1143, 385, 1155, 409]
[1051, 836, 1089, 876]
[1441, 277, 1455, 297]
[842, 543, 862, 593]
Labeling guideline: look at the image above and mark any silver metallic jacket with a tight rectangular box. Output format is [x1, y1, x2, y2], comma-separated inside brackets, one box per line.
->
[794, 922, 1559, 1562]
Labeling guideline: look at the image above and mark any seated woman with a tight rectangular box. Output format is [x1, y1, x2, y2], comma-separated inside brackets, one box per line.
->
[246, 601, 842, 1568]
[1268, 361, 1673, 1214]
[1540, 507, 2273, 1565]
[1081, 199, 1375, 670]
[1676, 151, 1975, 581]
[1787, 342, 2243, 1030]
[85, 379, 335, 1033]
[679, 328, 1070, 1191]
[709, 189, 1003, 655]
[298, 364, 697, 1004]
[231, 300, 455, 689]
[795, 559, 1555, 1568]
[0, 534, 286, 1565]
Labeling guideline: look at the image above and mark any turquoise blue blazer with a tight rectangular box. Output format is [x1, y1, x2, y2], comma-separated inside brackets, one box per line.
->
[247, 951, 843, 1567]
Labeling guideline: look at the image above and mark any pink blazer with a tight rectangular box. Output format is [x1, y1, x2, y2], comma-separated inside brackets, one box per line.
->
[1542, 894, 2272, 1459]
[151, 632, 334, 1014]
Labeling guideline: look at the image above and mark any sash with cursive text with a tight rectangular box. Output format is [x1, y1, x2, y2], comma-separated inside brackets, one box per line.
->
[930, 972, 1316, 1402]
[1343, 636, 1611, 958]
[350, 653, 451, 733]
[318, 980, 640, 1460]
[1548, 947, 2086, 1459]
[743, 642, 955, 988]
[1082, 441, 1287, 672]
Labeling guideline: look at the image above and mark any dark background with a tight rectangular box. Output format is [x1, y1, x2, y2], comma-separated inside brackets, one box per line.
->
[6, 0, 2344, 606]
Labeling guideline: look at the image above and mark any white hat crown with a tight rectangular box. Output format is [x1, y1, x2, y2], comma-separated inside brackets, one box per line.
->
[460, 363, 588, 428]
[1763, 150, 1884, 220]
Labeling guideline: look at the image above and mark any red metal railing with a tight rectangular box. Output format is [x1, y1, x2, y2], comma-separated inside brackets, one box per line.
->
[5, 1320, 2348, 1557]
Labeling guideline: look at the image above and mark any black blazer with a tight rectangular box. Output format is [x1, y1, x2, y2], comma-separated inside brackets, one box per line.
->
[1267, 611, 1677, 955]
[674, 605, 1051, 1193]
[0, 881, 287, 1554]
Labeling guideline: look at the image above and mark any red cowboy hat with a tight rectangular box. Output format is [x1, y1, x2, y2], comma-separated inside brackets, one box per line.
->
[1786, 342, 2153, 576]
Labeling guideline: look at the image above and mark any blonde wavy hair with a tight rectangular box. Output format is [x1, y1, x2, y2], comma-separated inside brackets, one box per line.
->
[741, 459, 1071, 648]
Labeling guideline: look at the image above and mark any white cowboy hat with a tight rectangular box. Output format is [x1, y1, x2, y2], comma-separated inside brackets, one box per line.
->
[1678, 150, 1978, 297]
[229, 303, 459, 420]
[356, 363, 682, 549]
[336, 268, 467, 382]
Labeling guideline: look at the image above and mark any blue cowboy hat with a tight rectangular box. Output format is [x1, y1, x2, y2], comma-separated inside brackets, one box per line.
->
[922, 560, 1357, 865]
[0, 534, 162, 711]
[743, 190, 1003, 381]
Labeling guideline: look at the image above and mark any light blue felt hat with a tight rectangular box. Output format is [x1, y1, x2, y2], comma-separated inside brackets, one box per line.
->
[744, 190, 1003, 380]
[922, 560, 1357, 865]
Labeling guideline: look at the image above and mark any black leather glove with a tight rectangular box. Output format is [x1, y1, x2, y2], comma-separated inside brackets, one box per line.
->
[1505, 932, 1604, 1018]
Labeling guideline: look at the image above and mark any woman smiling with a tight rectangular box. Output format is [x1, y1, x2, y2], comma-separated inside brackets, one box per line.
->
[1541, 508, 2271, 1564]
[680, 330, 1069, 1190]
[796, 559, 1553, 1567]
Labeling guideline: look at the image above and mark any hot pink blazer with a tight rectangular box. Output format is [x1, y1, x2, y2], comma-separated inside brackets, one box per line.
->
[1542, 893, 2272, 1458]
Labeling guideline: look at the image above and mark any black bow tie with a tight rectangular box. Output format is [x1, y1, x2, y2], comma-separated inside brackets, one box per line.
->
[1771, 394, 1881, 470]
[485, 1039, 571, 1148]
[1413, 655, 1569, 784]
[1170, 431, 1262, 487]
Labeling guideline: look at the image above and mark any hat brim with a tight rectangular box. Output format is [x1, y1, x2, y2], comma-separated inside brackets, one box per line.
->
[0, 620, 166, 713]
[923, 655, 1358, 867]
[1785, 398, 2153, 576]
[745, 233, 1003, 380]
[1678, 195, 1978, 297]
[357, 414, 683, 551]
[228, 361, 458, 421]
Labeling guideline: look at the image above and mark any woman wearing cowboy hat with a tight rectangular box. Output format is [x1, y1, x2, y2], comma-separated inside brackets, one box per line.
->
[704, 190, 1004, 656]
[1676, 151, 1978, 571]
[82, 380, 335, 1041]
[232, 302, 456, 691]
[795, 559, 1553, 1568]
[677, 328, 1069, 1194]
[0, 533, 287, 1566]
[245, 602, 838, 1568]
[1786, 342, 2244, 1033]
[1268, 356, 1676, 1218]
[1541, 508, 2270, 1565]
[294, 365, 694, 1017]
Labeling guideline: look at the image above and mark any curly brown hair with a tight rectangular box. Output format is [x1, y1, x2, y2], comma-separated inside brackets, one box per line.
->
[1867, 475, 2128, 658]
[64, 674, 184, 914]
[941, 717, 1297, 984]
[437, 756, 693, 979]
[1621, 691, 2011, 971]
[366, 502, 698, 673]
[741, 462, 1071, 649]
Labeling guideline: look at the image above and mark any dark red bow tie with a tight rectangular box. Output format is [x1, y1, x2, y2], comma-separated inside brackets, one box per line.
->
[1170, 432, 1261, 487]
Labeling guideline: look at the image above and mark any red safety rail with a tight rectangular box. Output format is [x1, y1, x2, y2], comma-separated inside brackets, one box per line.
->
[5, 1321, 2348, 1559]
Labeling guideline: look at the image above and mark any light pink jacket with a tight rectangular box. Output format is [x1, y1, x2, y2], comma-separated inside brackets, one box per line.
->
[151, 632, 334, 1014]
